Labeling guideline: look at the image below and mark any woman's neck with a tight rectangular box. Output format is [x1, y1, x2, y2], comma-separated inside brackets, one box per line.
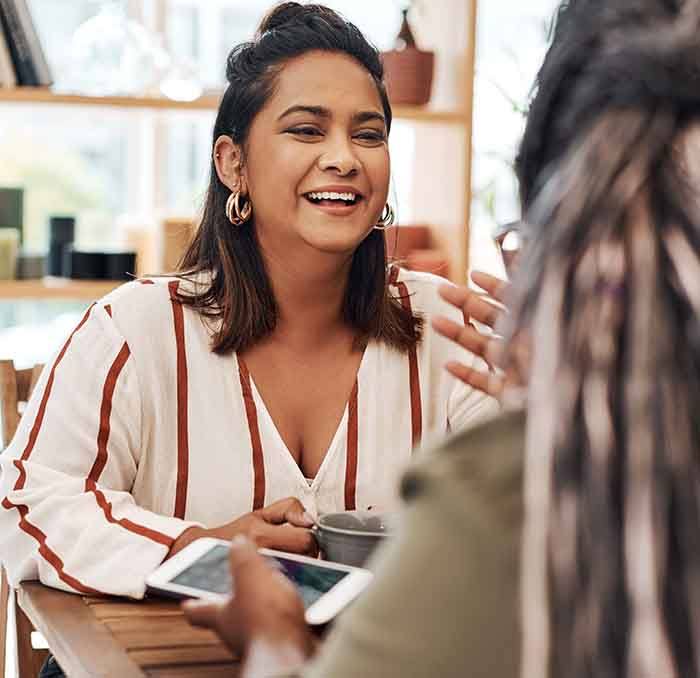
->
[260, 242, 355, 352]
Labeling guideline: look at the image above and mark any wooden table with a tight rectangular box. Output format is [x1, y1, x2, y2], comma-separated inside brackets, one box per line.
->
[17, 582, 240, 677]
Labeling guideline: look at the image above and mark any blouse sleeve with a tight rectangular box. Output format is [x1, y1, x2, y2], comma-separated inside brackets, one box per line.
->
[447, 373, 500, 432]
[0, 303, 200, 598]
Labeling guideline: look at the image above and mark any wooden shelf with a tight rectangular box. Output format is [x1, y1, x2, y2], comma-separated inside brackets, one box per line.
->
[0, 278, 120, 300]
[0, 87, 468, 125]
[0, 87, 222, 111]
[393, 106, 467, 125]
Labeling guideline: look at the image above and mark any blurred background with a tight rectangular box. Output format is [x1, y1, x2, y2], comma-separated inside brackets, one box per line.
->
[0, 0, 558, 368]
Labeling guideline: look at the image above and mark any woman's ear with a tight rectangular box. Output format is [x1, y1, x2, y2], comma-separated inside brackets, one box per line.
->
[213, 135, 247, 194]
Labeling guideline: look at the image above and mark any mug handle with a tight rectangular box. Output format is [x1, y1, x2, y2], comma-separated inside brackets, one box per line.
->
[309, 524, 327, 558]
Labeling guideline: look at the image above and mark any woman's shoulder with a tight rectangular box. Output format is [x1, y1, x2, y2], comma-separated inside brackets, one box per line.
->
[100, 276, 176, 314]
[101, 273, 210, 313]
[96, 274, 211, 340]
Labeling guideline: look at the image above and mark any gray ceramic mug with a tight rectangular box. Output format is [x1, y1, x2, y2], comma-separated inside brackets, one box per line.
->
[311, 511, 393, 567]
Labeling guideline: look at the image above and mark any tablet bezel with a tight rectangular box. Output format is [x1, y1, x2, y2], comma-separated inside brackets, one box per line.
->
[146, 538, 373, 625]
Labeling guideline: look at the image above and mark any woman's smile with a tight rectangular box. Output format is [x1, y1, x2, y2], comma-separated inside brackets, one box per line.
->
[303, 185, 365, 216]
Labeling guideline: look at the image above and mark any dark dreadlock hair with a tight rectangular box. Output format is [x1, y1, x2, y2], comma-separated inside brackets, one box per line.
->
[507, 2, 700, 677]
[515, 0, 686, 211]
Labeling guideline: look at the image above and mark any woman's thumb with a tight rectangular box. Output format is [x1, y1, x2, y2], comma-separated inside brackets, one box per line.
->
[182, 599, 222, 628]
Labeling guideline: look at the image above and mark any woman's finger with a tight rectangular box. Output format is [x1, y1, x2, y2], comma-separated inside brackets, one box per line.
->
[258, 524, 319, 557]
[438, 284, 503, 328]
[470, 270, 509, 303]
[432, 315, 493, 362]
[285, 509, 316, 529]
[444, 361, 504, 398]
[260, 498, 311, 526]
[228, 535, 297, 593]
[183, 560, 245, 652]
[182, 599, 226, 629]
[229, 534, 264, 568]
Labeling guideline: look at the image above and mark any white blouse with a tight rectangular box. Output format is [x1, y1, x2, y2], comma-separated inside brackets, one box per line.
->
[0, 268, 496, 598]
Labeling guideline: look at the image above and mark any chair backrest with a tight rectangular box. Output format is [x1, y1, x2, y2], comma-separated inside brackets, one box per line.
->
[0, 359, 48, 677]
[0, 360, 43, 450]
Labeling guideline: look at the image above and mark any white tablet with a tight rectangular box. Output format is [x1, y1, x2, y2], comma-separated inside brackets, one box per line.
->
[146, 538, 373, 625]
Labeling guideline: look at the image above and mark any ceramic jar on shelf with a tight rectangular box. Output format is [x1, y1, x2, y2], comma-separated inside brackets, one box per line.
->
[381, 4, 435, 106]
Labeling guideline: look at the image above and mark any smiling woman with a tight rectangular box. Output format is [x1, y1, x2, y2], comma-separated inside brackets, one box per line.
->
[0, 2, 496, 632]
[178, 11, 411, 355]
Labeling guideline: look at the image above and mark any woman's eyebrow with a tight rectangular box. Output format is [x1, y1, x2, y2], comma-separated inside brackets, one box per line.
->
[353, 111, 386, 126]
[277, 106, 386, 126]
[278, 105, 330, 120]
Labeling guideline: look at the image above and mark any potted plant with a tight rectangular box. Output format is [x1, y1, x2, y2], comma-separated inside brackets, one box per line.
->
[381, 1, 435, 106]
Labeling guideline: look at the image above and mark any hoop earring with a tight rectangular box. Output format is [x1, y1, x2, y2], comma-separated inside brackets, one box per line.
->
[225, 191, 252, 226]
[373, 203, 395, 231]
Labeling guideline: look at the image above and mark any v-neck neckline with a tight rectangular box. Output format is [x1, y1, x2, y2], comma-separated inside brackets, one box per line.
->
[236, 345, 370, 490]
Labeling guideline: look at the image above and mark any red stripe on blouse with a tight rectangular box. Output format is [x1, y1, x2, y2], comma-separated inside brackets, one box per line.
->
[389, 267, 423, 448]
[104, 304, 112, 318]
[138, 279, 155, 285]
[344, 379, 359, 510]
[84, 479, 173, 547]
[237, 358, 266, 510]
[87, 342, 131, 483]
[1, 305, 102, 593]
[15, 304, 95, 468]
[388, 265, 400, 285]
[83, 343, 173, 546]
[169, 281, 190, 519]
[2, 464, 100, 595]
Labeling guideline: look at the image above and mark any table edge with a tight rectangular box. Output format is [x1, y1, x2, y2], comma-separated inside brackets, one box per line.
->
[17, 582, 147, 678]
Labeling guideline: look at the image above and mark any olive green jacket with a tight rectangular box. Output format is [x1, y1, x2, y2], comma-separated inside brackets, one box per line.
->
[305, 410, 525, 678]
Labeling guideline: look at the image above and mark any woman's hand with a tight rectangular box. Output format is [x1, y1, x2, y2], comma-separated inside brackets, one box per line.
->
[183, 536, 316, 671]
[432, 271, 510, 398]
[168, 497, 318, 560]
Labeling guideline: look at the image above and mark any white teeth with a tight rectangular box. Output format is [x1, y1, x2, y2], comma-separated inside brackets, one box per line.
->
[307, 191, 357, 203]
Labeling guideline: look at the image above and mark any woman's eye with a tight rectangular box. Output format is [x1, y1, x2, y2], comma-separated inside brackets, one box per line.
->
[287, 127, 322, 137]
[355, 131, 387, 143]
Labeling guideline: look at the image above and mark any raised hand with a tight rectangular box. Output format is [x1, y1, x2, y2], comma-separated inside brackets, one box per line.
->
[431, 271, 510, 398]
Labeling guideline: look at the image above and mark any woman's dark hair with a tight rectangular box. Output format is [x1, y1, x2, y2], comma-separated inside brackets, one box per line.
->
[507, 3, 700, 678]
[177, 2, 421, 354]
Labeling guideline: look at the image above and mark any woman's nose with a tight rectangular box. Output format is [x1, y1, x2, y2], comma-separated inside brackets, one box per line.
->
[317, 138, 361, 176]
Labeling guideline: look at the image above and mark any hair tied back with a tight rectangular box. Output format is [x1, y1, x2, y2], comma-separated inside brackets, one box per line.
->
[258, 2, 321, 35]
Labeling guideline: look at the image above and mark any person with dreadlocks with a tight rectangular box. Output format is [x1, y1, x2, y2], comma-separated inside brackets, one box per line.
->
[184, 1, 700, 677]
[433, 0, 693, 398]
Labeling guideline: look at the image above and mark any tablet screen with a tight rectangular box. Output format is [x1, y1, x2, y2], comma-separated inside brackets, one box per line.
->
[170, 544, 350, 607]
[268, 554, 348, 608]
[172, 544, 232, 594]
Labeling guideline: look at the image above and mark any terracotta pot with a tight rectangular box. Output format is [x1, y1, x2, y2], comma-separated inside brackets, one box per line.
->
[405, 248, 450, 277]
[381, 48, 435, 106]
[385, 224, 431, 262]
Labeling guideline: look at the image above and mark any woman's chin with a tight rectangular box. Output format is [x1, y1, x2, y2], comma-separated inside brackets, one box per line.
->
[299, 227, 373, 256]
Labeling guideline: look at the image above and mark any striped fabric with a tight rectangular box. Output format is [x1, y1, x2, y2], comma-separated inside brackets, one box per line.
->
[0, 269, 496, 598]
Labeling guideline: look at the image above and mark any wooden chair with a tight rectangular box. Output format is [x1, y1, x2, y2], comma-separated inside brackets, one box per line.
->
[0, 360, 49, 678]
